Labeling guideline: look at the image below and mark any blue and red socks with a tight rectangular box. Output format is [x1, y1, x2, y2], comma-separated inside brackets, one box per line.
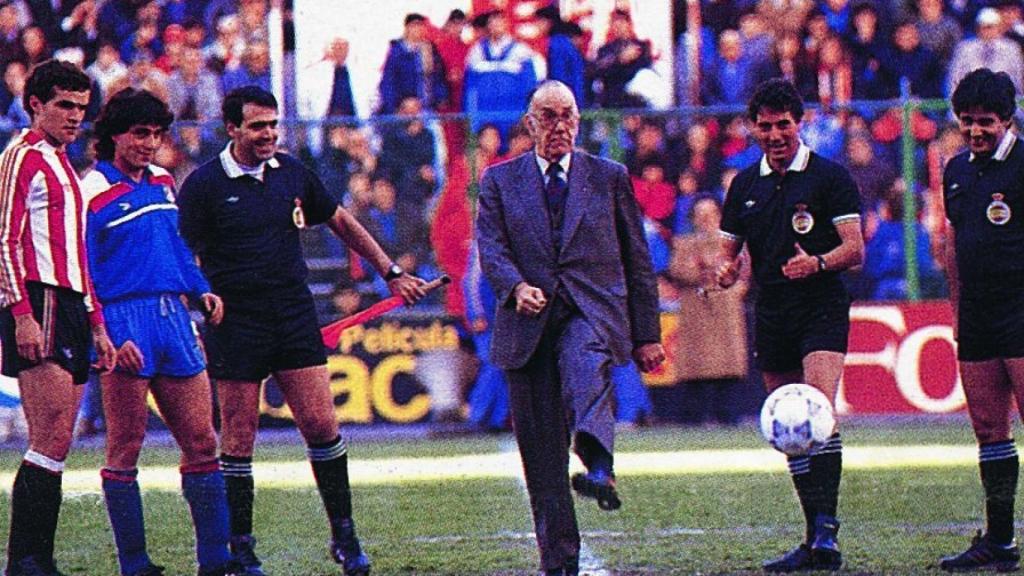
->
[102, 468, 152, 575]
[181, 462, 232, 572]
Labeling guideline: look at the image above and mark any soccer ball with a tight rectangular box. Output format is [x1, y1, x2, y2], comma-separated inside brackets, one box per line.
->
[759, 383, 835, 456]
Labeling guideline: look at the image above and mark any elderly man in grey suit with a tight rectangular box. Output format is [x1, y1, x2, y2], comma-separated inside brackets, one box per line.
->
[476, 80, 666, 576]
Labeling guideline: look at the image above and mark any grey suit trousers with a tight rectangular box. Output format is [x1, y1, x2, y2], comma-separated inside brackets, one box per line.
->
[505, 298, 615, 570]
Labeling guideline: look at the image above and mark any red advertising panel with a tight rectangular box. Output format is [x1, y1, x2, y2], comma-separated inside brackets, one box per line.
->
[840, 301, 962, 415]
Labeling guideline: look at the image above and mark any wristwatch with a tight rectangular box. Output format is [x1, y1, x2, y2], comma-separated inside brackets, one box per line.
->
[384, 263, 404, 281]
[815, 255, 827, 272]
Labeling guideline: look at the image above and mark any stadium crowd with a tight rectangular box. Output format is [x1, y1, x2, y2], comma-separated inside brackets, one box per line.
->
[0, 0, 1007, 433]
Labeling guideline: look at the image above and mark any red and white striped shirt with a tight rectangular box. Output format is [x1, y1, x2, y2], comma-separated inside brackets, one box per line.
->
[0, 129, 103, 326]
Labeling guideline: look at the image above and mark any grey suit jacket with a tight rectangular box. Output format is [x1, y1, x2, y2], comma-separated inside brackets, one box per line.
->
[475, 150, 661, 370]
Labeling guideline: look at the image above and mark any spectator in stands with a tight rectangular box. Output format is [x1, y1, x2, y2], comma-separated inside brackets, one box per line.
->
[948, 8, 1024, 94]
[154, 24, 185, 75]
[668, 196, 749, 425]
[463, 10, 537, 147]
[738, 12, 773, 70]
[677, 120, 723, 193]
[756, 31, 817, 102]
[625, 121, 666, 176]
[324, 37, 356, 117]
[18, 25, 50, 67]
[378, 96, 437, 211]
[863, 183, 942, 299]
[822, 0, 854, 34]
[344, 171, 374, 223]
[166, 46, 222, 131]
[0, 59, 29, 134]
[632, 159, 677, 223]
[0, 1, 19, 66]
[237, 0, 269, 45]
[378, 13, 448, 115]
[801, 108, 846, 160]
[720, 114, 754, 164]
[221, 40, 271, 95]
[504, 117, 534, 158]
[756, 0, 813, 36]
[876, 20, 944, 98]
[463, 240, 510, 433]
[362, 176, 426, 271]
[203, 13, 245, 74]
[802, 9, 832, 64]
[536, 5, 586, 109]
[97, 0, 145, 47]
[702, 29, 758, 106]
[435, 9, 469, 113]
[175, 121, 220, 167]
[847, 1, 886, 100]
[182, 17, 207, 51]
[107, 52, 169, 105]
[592, 9, 653, 108]
[844, 129, 897, 211]
[119, 17, 159, 67]
[472, 124, 503, 174]
[815, 34, 854, 107]
[671, 169, 706, 236]
[86, 42, 127, 101]
[914, 0, 962, 68]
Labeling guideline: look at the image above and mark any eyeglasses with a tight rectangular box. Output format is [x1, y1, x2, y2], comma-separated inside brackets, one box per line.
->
[532, 109, 579, 128]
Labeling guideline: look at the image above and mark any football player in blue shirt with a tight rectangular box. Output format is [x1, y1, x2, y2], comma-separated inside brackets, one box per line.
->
[83, 87, 235, 576]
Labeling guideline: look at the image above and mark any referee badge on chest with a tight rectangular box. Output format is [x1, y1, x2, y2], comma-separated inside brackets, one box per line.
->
[987, 193, 1011, 226]
[292, 198, 306, 229]
[791, 203, 814, 235]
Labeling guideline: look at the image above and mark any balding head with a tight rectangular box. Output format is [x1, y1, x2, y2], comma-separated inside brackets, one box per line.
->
[526, 81, 579, 161]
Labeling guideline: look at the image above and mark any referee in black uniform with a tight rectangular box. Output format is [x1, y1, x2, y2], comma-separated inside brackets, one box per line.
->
[715, 78, 864, 573]
[939, 68, 1024, 573]
[177, 86, 426, 576]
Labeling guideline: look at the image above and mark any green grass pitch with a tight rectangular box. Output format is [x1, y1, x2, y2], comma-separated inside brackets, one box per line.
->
[0, 418, 1007, 574]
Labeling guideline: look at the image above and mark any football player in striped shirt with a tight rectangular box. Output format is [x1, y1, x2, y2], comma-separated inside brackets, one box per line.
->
[0, 59, 117, 576]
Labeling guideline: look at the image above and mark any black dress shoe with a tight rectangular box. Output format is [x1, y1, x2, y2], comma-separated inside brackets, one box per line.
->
[571, 469, 621, 511]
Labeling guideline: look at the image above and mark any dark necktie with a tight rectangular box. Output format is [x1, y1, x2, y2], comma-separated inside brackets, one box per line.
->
[545, 162, 568, 230]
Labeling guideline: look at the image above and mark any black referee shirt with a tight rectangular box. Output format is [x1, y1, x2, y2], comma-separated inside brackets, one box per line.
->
[721, 144, 861, 293]
[943, 131, 1024, 292]
[177, 145, 338, 298]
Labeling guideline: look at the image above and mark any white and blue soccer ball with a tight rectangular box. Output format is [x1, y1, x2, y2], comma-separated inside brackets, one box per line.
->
[759, 383, 835, 456]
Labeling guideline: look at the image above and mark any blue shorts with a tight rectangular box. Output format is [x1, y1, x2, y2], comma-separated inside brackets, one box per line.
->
[104, 295, 205, 378]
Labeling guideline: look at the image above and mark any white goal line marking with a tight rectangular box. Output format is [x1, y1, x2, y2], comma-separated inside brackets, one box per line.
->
[0, 444, 978, 495]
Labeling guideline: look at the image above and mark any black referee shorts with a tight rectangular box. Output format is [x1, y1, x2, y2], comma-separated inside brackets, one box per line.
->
[0, 281, 92, 384]
[205, 286, 327, 382]
[754, 291, 851, 374]
[957, 288, 1024, 362]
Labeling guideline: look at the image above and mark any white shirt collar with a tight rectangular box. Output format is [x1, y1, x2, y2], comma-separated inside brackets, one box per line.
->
[759, 142, 812, 176]
[535, 152, 572, 179]
[969, 130, 1017, 162]
[219, 143, 280, 180]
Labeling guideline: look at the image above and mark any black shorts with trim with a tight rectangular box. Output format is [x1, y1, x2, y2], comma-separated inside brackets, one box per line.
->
[957, 288, 1024, 362]
[754, 288, 851, 374]
[0, 282, 92, 384]
[205, 286, 327, 382]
